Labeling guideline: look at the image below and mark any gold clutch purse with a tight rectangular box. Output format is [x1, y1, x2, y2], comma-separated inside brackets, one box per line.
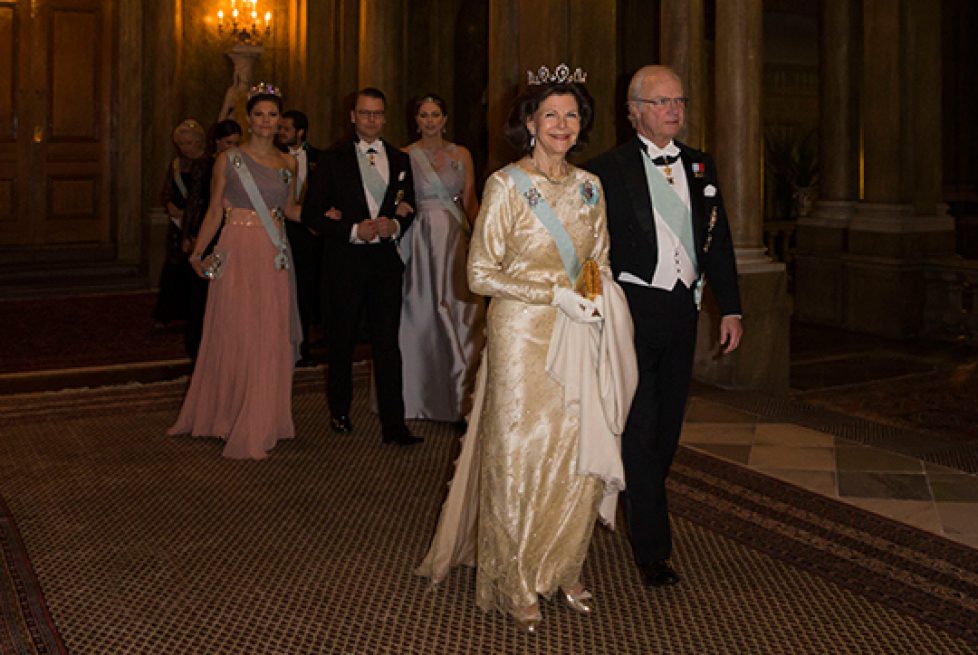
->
[574, 258, 602, 300]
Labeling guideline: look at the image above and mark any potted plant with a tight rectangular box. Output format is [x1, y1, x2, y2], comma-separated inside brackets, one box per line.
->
[764, 126, 819, 218]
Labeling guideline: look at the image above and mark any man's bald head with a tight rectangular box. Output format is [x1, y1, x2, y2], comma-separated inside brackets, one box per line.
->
[627, 65, 683, 101]
[626, 65, 686, 147]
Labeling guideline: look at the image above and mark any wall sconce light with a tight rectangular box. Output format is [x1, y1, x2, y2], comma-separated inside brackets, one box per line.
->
[216, 0, 272, 45]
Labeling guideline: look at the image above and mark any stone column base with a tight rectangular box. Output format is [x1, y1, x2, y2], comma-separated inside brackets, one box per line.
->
[694, 256, 790, 395]
[793, 200, 855, 326]
[841, 203, 956, 338]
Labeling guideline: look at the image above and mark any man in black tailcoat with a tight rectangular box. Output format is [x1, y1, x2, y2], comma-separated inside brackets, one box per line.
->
[301, 87, 421, 446]
[588, 65, 744, 587]
[277, 109, 323, 367]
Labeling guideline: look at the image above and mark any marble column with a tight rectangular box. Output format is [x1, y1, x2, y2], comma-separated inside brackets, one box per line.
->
[846, 0, 954, 338]
[659, 0, 705, 149]
[359, 0, 407, 145]
[486, 0, 618, 170]
[793, 0, 859, 325]
[700, 0, 789, 393]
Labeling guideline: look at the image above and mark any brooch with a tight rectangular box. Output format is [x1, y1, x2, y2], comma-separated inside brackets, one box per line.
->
[580, 180, 599, 206]
[524, 187, 542, 208]
[230, 153, 242, 168]
[279, 168, 293, 184]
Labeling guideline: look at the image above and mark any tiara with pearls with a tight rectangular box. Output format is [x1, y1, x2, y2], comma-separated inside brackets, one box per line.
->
[527, 64, 587, 86]
[248, 81, 282, 99]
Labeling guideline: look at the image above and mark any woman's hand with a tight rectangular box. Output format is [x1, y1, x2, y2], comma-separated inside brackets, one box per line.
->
[189, 254, 206, 278]
[552, 286, 602, 322]
[394, 201, 413, 218]
[325, 207, 342, 221]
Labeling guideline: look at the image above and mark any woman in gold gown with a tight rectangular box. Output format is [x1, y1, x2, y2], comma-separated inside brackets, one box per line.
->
[419, 76, 636, 633]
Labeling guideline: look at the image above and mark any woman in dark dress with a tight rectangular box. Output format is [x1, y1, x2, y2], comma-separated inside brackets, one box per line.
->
[153, 119, 212, 328]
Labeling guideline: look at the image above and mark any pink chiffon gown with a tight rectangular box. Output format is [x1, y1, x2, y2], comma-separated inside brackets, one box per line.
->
[168, 150, 301, 460]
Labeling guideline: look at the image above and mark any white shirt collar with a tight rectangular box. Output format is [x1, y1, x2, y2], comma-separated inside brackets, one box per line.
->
[357, 138, 382, 154]
[637, 134, 680, 159]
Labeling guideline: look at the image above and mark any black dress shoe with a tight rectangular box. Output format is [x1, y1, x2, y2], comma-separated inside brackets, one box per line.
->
[382, 425, 423, 446]
[639, 561, 680, 587]
[330, 415, 353, 434]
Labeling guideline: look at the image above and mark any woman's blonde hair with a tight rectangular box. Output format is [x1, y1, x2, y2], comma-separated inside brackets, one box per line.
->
[172, 118, 206, 145]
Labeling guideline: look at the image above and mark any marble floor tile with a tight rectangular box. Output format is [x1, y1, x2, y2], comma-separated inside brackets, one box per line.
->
[835, 445, 924, 473]
[688, 443, 752, 465]
[753, 423, 835, 447]
[680, 423, 756, 445]
[837, 471, 932, 501]
[841, 498, 943, 533]
[934, 501, 978, 536]
[749, 445, 836, 471]
[685, 399, 759, 424]
[752, 468, 837, 497]
[928, 473, 978, 502]
[923, 461, 964, 475]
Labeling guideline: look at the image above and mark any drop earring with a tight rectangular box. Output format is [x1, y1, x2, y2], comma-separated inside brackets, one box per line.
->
[529, 133, 536, 149]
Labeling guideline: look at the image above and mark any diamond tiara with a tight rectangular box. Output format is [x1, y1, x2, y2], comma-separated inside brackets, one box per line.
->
[248, 81, 282, 99]
[526, 64, 587, 86]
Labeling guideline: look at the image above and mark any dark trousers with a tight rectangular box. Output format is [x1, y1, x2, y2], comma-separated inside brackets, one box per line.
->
[326, 246, 405, 430]
[621, 281, 698, 564]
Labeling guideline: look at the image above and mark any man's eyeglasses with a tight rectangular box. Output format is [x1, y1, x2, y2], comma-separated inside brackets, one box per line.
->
[630, 97, 688, 109]
[356, 110, 385, 118]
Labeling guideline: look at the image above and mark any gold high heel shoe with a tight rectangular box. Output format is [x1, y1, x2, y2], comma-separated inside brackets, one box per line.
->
[510, 605, 542, 634]
[562, 586, 594, 614]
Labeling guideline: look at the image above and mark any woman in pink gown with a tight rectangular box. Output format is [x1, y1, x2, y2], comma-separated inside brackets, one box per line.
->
[169, 83, 302, 460]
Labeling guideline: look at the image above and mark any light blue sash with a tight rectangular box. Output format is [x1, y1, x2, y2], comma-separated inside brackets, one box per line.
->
[227, 148, 290, 270]
[356, 146, 388, 214]
[506, 164, 580, 283]
[640, 150, 697, 271]
[172, 158, 188, 199]
[409, 148, 468, 234]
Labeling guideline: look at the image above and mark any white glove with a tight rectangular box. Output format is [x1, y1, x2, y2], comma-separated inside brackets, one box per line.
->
[552, 285, 602, 323]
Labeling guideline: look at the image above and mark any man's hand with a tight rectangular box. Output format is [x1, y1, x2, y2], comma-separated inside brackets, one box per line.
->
[374, 216, 398, 239]
[325, 207, 342, 221]
[356, 219, 379, 241]
[719, 315, 743, 354]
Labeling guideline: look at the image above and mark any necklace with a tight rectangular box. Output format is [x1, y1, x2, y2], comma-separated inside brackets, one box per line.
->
[528, 157, 567, 183]
[420, 141, 455, 171]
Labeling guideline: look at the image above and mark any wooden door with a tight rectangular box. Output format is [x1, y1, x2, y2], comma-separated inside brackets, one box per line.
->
[0, 0, 113, 247]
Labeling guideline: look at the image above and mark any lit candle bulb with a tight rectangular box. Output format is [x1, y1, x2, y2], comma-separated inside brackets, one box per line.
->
[264, 11, 271, 26]
[217, 9, 223, 25]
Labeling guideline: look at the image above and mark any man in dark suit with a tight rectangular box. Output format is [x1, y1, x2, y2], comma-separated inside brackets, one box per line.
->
[589, 65, 743, 587]
[277, 109, 323, 367]
[301, 87, 422, 446]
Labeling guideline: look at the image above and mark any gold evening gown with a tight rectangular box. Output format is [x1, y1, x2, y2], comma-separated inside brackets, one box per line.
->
[418, 162, 611, 615]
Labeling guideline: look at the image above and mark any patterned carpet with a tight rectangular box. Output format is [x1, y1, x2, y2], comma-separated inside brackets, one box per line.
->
[2, 370, 976, 654]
